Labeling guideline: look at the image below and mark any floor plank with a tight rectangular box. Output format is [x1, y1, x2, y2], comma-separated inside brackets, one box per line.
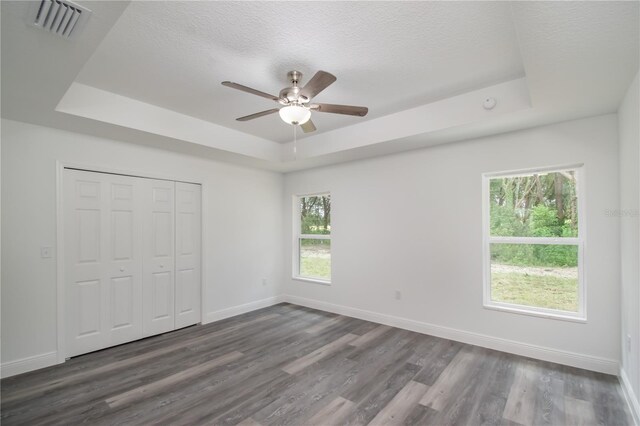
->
[349, 325, 391, 347]
[305, 315, 345, 334]
[251, 346, 358, 426]
[235, 417, 263, 426]
[401, 403, 439, 425]
[281, 333, 358, 374]
[412, 338, 463, 386]
[368, 380, 429, 425]
[564, 396, 598, 426]
[419, 345, 477, 411]
[341, 363, 422, 425]
[502, 361, 539, 425]
[305, 396, 355, 426]
[105, 350, 243, 408]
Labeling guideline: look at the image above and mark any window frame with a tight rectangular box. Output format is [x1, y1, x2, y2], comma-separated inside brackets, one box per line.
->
[293, 192, 332, 285]
[482, 165, 586, 322]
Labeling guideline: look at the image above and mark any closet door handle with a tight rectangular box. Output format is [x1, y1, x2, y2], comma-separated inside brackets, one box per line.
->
[159, 264, 164, 268]
[120, 267, 125, 272]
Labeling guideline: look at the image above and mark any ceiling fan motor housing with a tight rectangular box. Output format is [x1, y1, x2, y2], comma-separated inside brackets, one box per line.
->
[279, 86, 309, 105]
[279, 71, 310, 105]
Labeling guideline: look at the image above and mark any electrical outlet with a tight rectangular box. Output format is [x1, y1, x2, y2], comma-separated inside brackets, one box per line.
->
[395, 290, 402, 300]
[627, 334, 632, 352]
[41, 247, 53, 258]
[262, 278, 268, 286]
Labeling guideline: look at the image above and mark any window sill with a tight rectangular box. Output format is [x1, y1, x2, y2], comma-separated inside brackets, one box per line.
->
[292, 276, 331, 286]
[483, 303, 586, 323]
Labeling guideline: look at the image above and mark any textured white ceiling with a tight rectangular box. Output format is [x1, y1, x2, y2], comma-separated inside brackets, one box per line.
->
[2, 1, 638, 171]
[76, 1, 525, 143]
[511, 1, 639, 113]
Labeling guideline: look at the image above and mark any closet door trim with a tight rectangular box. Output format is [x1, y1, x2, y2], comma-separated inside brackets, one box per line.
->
[56, 161, 205, 363]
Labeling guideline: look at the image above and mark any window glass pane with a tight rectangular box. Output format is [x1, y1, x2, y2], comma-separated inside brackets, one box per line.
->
[490, 243, 578, 312]
[299, 238, 331, 280]
[489, 171, 578, 237]
[300, 195, 331, 235]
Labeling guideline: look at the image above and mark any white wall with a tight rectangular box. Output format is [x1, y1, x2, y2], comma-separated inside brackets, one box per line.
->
[619, 71, 640, 415]
[1, 118, 283, 372]
[0, 112, 628, 378]
[284, 114, 621, 372]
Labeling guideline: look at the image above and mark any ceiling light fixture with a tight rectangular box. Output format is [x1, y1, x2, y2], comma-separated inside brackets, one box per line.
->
[278, 104, 311, 125]
[222, 70, 368, 133]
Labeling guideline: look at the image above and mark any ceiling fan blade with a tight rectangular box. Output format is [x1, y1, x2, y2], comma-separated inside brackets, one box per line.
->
[222, 81, 279, 101]
[311, 103, 368, 117]
[300, 119, 317, 133]
[236, 108, 279, 121]
[300, 71, 336, 100]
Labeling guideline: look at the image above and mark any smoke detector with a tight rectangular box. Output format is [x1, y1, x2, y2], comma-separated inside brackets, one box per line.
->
[483, 97, 497, 110]
[30, 0, 91, 39]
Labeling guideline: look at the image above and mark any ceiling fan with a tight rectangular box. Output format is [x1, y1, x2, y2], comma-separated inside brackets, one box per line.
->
[221, 70, 368, 133]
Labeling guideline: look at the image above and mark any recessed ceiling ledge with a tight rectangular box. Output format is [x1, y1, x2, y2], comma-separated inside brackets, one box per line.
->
[282, 77, 532, 161]
[56, 83, 283, 162]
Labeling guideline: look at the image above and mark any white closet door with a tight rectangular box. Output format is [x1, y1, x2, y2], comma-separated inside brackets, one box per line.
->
[64, 170, 107, 356]
[64, 170, 144, 357]
[106, 174, 144, 346]
[174, 182, 202, 329]
[142, 179, 176, 336]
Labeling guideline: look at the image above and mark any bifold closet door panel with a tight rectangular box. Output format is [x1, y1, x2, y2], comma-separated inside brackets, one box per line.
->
[106, 173, 144, 347]
[142, 179, 176, 337]
[64, 170, 106, 357]
[175, 182, 202, 329]
[64, 170, 144, 357]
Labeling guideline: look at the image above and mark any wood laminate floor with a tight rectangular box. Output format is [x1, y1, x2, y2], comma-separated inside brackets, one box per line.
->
[1, 303, 632, 425]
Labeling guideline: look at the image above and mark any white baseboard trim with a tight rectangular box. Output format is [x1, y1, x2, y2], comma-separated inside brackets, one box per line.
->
[620, 368, 640, 425]
[204, 295, 285, 324]
[283, 295, 619, 375]
[1, 351, 59, 379]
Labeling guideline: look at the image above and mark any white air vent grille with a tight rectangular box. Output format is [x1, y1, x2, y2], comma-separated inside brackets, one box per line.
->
[32, 0, 90, 38]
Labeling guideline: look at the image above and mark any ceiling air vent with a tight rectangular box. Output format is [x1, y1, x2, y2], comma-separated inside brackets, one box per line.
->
[31, 0, 91, 39]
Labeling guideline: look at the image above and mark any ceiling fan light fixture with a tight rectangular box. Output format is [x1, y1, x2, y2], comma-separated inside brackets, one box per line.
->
[279, 105, 311, 125]
[222, 70, 368, 133]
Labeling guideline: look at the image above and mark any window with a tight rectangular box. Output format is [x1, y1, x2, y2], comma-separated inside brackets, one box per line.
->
[483, 166, 585, 320]
[294, 193, 331, 283]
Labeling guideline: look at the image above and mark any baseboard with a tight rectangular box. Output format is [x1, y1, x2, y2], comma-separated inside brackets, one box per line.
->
[620, 368, 640, 425]
[1, 351, 59, 379]
[283, 295, 619, 375]
[204, 295, 285, 324]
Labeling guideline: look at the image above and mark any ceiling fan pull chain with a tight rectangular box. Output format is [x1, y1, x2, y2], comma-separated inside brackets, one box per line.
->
[293, 124, 297, 160]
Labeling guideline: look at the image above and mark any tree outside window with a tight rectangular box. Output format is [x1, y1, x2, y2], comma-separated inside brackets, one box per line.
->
[296, 194, 331, 282]
[484, 168, 584, 319]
